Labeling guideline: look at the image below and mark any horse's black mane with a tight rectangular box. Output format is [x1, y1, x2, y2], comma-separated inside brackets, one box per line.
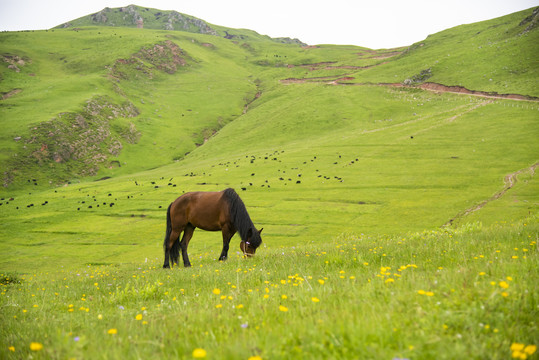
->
[222, 188, 262, 248]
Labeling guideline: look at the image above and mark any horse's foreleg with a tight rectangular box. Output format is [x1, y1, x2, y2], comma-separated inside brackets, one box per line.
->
[219, 227, 235, 261]
[180, 225, 195, 267]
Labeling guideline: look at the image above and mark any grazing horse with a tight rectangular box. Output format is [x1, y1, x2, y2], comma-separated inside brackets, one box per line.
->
[163, 188, 263, 268]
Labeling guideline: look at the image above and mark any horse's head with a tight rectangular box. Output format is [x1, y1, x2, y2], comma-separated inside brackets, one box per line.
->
[240, 228, 263, 257]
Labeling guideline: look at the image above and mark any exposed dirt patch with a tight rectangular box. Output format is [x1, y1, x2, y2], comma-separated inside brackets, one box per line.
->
[136, 40, 187, 73]
[2, 54, 31, 72]
[356, 48, 405, 59]
[110, 40, 188, 80]
[282, 76, 539, 102]
[417, 82, 539, 101]
[3, 96, 140, 187]
[281, 75, 349, 84]
[295, 61, 388, 71]
[1, 88, 21, 100]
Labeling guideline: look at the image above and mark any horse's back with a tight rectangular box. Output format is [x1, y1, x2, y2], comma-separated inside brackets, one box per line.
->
[171, 191, 228, 231]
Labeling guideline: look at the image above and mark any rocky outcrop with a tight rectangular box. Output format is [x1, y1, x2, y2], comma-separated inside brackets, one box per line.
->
[120, 5, 144, 27]
[91, 9, 109, 23]
[110, 40, 188, 80]
[519, 6, 539, 34]
[2, 54, 30, 73]
[165, 11, 217, 35]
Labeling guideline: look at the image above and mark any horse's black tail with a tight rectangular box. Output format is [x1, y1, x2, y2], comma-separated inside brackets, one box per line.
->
[164, 203, 180, 266]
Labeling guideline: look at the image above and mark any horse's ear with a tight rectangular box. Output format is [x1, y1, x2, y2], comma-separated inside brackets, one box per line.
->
[258, 228, 263, 235]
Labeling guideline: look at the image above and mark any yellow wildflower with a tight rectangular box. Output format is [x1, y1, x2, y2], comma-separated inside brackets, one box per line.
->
[193, 348, 206, 359]
[107, 328, 118, 335]
[29, 342, 43, 351]
[279, 305, 288, 312]
[524, 345, 536, 355]
[192, 348, 207, 358]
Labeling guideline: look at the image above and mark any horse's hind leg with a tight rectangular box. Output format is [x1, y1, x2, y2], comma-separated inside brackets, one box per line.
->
[180, 224, 195, 267]
[164, 228, 181, 268]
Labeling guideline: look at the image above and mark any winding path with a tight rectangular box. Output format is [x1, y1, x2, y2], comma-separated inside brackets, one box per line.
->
[446, 162, 539, 226]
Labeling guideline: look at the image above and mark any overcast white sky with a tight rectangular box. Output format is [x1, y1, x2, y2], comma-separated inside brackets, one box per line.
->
[0, 0, 537, 48]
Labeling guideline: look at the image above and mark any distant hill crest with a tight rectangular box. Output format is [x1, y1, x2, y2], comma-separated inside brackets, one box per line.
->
[55, 4, 306, 45]
[57, 4, 218, 34]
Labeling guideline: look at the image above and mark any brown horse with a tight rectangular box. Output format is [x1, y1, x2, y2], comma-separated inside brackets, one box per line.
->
[163, 188, 263, 268]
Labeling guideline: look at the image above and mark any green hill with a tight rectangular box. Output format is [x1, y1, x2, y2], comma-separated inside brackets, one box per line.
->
[0, 6, 537, 271]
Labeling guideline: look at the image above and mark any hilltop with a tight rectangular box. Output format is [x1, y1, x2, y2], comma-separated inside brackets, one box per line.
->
[55, 4, 305, 45]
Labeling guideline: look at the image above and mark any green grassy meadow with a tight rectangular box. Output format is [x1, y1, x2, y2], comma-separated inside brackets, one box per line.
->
[1, 5, 538, 359]
[1, 219, 537, 359]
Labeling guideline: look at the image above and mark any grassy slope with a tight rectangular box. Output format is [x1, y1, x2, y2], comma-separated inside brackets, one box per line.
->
[0, 27, 260, 185]
[340, 8, 539, 96]
[1, 85, 537, 272]
[0, 8, 538, 272]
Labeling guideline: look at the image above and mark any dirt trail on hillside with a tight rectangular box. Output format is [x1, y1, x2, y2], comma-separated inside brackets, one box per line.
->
[414, 82, 539, 102]
[281, 77, 539, 102]
[446, 162, 539, 226]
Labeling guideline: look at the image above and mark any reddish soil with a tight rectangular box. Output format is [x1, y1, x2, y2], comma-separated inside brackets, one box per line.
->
[417, 82, 539, 101]
[281, 77, 539, 102]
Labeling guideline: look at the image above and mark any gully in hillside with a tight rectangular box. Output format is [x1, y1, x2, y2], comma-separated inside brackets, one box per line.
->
[163, 188, 263, 268]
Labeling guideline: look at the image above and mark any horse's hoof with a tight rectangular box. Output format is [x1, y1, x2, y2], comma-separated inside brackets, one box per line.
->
[184, 263, 192, 268]
[163, 264, 170, 269]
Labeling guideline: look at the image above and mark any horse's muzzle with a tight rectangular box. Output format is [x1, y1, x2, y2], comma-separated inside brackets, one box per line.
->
[240, 241, 256, 257]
